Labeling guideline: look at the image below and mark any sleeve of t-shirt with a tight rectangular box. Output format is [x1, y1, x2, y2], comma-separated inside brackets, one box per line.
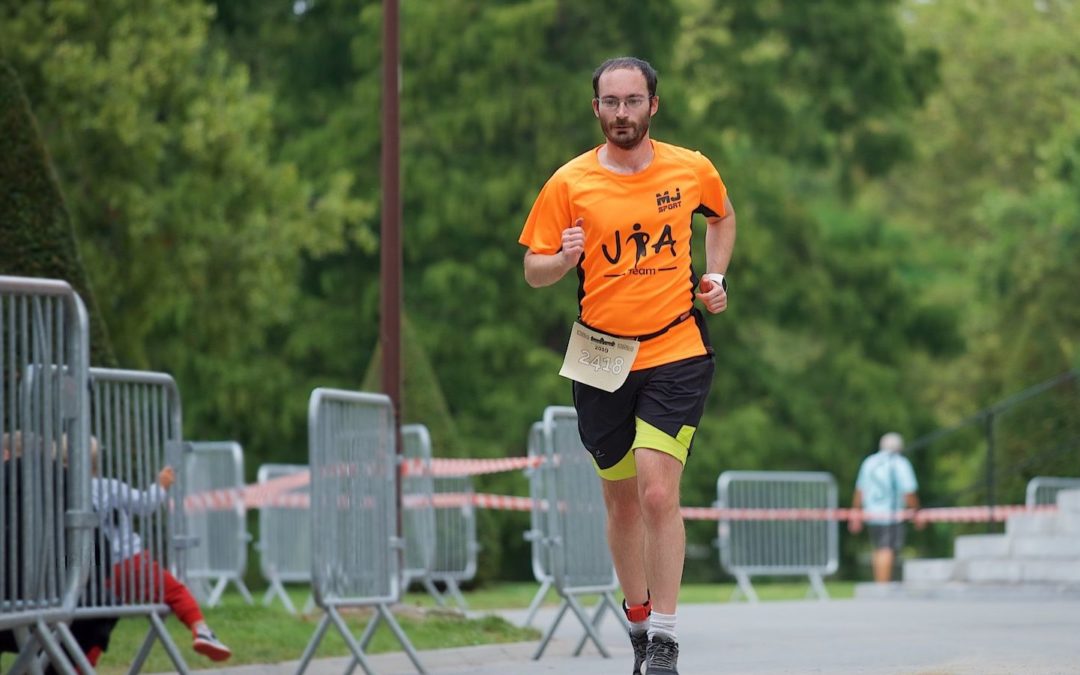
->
[855, 458, 870, 491]
[519, 172, 572, 255]
[898, 458, 918, 494]
[96, 478, 166, 515]
[693, 152, 728, 219]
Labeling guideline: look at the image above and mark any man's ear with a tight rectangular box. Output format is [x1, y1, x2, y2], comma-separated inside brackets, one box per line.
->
[592, 99, 601, 118]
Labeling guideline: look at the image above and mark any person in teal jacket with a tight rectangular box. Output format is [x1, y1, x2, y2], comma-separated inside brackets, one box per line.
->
[849, 432, 923, 582]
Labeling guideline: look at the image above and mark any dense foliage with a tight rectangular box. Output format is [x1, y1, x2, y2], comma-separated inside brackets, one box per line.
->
[2, 0, 1077, 581]
[0, 61, 114, 363]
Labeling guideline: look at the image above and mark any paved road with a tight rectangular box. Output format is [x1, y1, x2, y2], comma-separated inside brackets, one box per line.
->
[158, 596, 1080, 674]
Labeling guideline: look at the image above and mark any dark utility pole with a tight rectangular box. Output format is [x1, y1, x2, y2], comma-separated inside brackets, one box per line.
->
[380, 0, 402, 422]
[380, 0, 404, 551]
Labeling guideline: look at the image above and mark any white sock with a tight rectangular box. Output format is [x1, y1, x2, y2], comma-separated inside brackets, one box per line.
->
[648, 611, 676, 642]
[630, 617, 649, 636]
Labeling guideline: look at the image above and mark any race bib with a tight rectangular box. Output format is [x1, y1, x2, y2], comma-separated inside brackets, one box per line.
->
[558, 321, 639, 392]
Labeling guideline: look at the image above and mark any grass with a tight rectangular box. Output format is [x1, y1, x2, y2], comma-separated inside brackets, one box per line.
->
[95, 594, 535, 674]
[401, 580, 857, 609]
[94, 580, 855, 672]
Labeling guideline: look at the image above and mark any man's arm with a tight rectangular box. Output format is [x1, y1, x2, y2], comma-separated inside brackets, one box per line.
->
[523, 251, 575, 288]
[848, 488, 864, 533]
[705, 196, 736, 276]
[695, 196, 736, 313]
[523, 217, 585, 288]
[905, 491, 925, 529]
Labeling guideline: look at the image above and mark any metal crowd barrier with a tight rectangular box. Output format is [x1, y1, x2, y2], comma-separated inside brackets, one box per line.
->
[1, 277, 95, 675]
[522, 421, 552, 628]
[429, 474, 478, 611]
[81, 367, 193, 673]
[184, 441, 252, 607]
[533, 406, 626, 661]
[295, 389, 425, 675]
[1025, 476, 1080, 507]
[400, 424, 440, 603]
[716, 470, 838, 603]
[255, 463, 312, 615]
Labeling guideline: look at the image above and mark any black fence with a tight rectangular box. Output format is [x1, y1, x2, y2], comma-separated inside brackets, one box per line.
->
[907, 370, 1080, 529]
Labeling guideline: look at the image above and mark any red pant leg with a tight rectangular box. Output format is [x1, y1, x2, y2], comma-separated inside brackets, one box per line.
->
[111, 553, 204, 631]
[160, 564, 204, 630]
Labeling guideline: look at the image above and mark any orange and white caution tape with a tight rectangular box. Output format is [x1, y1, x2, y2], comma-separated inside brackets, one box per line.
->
[399, 456, 543, 477]
[677, 505, 1057, 522]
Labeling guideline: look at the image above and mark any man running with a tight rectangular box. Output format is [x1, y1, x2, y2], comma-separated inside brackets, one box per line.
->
[519, 56, 736, 675]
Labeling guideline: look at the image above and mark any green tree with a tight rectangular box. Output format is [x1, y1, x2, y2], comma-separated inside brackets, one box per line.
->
[4, 0, 975, 582]
[871, 0, 1080, 418]
[673, 0, 938, 186]
[209, 0, 684, 459]
[882, 0, 1080, 242]
[208, 0, 953, 580]
[0, 1, 368, 467]
[0, 61, 115, 365]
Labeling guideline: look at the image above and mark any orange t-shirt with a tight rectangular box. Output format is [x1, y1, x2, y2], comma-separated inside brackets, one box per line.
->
[519, 140, 728, 370]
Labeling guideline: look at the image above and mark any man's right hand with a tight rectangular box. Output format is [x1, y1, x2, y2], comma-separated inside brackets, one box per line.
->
[560, 218, 585, 269]
[523, 218, 586, 288]
[848, 517, 863, 534]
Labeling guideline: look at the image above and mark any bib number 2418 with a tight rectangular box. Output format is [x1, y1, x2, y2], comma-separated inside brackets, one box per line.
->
[578, 351, 626, 375]
[559, 321, 639, 392]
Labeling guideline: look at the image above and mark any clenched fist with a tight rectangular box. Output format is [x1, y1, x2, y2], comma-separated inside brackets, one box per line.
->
[696, 273, 728, 314]
[560, 218, 586, 268]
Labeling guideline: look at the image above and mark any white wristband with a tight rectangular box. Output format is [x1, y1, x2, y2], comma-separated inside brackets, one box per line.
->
[703, 273, 728, 292]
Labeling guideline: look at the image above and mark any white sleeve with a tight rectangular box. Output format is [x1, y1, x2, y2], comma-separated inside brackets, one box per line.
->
[854, 458, 870, 491]
[899, 458, 918, 494]
[95, 478, 167, 515]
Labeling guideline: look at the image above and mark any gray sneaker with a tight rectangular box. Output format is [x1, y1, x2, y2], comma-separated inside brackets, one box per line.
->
[646, 635, 679, 675]
[630, 630, 649, 674]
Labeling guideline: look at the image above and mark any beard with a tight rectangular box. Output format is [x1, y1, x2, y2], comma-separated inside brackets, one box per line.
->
[601, 114, 650, 150]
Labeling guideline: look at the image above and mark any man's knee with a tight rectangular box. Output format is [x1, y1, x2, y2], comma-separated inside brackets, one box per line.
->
[638, 479, 680, 525]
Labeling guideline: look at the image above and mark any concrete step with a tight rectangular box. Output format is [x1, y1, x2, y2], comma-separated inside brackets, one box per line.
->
[1005, 512, 1059, 536]
[965, 558, 1080, 584]
[862, 581, 1080, 601]
[954, 533, 1080, 560]
[954, 534, 1010, 559]
[852, 581, 905, 599]
[1061, 511, 1080, 535]
[903, 558, 961, 583]
[1020, 560, 1080, 584]
[1058, 489, 1080, 513]
[1011, 535, 1080, 559]
[966, 559, 1022, 583]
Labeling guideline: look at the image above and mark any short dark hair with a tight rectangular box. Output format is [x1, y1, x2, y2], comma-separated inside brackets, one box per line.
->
[592, 57, 658, 98]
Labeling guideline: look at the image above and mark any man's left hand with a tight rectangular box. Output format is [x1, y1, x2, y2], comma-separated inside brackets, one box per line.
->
[696, 274, 728, 314]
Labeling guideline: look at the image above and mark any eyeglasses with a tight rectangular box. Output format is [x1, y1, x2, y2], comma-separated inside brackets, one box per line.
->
[596, 95, 652, 111]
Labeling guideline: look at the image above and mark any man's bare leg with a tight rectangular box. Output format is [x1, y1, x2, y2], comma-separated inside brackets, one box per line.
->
[602, 474, 650, 674]
[634, 448, 685, 614]
[602, 476, 648, 605]
[872, 548, 895, 583]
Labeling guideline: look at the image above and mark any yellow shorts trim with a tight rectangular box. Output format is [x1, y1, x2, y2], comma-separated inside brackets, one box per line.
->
[593, 418, 697, 481]
[595, 449, 638, 481]
[634, 418, 694, 465]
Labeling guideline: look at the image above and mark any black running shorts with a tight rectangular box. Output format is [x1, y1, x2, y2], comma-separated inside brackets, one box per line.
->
[868, 523, 906, 552]
[572, 354, 715, 480]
